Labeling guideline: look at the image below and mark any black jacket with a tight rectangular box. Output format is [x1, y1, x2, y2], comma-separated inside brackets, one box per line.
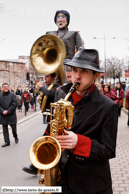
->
[54, 83, 118, 194]
[39, 82, 60, 111]
[0, 91, 17, 125]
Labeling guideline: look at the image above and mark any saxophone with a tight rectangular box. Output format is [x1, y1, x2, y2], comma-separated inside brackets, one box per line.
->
[29, 83, 79, 193]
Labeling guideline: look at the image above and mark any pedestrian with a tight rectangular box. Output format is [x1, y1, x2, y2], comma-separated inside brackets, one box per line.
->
[46, 10, 82, 60]
[30, 93, 34, 111]
[16, 86, 23, 111]
[22, 88, 31, 113]
[97, 83, 103, 92]
[54, 47, 118, 193]
[16, 95, 22, 112]
[113, 82, 124, 117]
[125, 90, 129, 126]
[16, 86, 23, 96]
[30, 85, 39, 110]
[0, 83, 19, 147]
[102, 83, 116, 100]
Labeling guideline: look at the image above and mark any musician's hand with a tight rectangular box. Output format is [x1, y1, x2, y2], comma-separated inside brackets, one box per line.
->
[37, 81, 44, 88]
[56, 129, 78, 150]
[37, 95, 40, 102]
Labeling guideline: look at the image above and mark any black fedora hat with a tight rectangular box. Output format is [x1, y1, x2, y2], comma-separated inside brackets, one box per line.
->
[63, 58, 71, 65]
[65, 47, 104, 73]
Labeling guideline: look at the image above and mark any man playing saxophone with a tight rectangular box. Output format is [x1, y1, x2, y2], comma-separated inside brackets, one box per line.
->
[53, 47, 118, 194]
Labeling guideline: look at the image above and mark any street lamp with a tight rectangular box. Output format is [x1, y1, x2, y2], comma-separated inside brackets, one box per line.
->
[93, 33, 116, 83]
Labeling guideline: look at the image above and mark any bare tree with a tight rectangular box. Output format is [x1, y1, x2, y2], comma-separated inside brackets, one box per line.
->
[101, 57, 123, 84]
[124, 47, 129, 71]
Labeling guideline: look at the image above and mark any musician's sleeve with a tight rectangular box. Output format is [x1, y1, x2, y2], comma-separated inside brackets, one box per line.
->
[39, 84, 58, 97]
[71, 134, 91, 157]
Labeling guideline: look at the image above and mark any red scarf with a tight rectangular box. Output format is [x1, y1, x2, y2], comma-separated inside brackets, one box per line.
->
[72, 92, 85, 105]
[72, 84, 95, 105]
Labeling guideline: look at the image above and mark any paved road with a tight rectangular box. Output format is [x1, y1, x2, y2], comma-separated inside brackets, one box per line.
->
[0, 109, 46, 189]
[0, 108, 129, 194]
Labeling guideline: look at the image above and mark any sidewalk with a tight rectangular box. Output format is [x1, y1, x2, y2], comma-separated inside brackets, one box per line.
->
[110, 109, 129, 194]
[0, 105, 41, 134]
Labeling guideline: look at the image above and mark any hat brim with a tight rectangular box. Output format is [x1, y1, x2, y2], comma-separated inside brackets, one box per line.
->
[65, 59, 104, 73]
[63, 59, 71, 65]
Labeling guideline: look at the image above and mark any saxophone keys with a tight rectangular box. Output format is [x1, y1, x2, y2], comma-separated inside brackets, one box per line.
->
[39, 177, 45, 185]
[38, 169, 44, 175]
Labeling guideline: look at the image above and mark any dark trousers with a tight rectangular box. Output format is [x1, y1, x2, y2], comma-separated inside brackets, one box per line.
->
[2, 124, 18, 143]
[118, 106, 122, 116]
[24, 102, 29, 112]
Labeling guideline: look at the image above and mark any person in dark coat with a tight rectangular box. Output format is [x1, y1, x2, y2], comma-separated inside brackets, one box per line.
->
[0, 83, 19, 147]
[46, 10, 82, 60]
[54, 48, 118, 194]
[16, 86, 23, 96]
[37, 72, 60, 124]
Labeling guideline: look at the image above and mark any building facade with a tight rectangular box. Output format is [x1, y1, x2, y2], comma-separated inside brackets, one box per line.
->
[0, 60, 26, 92]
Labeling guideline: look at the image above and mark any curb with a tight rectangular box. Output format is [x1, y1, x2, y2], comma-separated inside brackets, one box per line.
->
[122, 108, 128, 115]
[17, 110, 41, 125]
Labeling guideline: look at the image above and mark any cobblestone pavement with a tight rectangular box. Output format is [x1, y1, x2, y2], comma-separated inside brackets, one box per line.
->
[110, 109, 129, 194]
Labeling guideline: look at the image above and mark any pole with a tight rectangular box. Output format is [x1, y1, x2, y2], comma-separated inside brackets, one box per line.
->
[93, 34, 116, 83]
[104, 33, 107, 83]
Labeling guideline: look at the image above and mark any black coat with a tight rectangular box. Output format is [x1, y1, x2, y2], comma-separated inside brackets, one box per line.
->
[55, 83, 118, 194]
[0, 91, 17, 125]
[39, 82, 60, 111]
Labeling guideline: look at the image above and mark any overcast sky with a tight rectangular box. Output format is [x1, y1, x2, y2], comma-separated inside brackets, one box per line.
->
[0, 0, 129, 64]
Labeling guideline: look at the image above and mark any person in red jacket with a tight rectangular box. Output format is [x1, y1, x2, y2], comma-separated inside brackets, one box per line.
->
[113, 83, 124, 117]
[102, 84, 116, 100]
[125, 90, 129, 126]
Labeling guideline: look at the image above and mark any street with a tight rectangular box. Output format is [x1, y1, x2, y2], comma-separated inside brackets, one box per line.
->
[0, 107, 45, 188]
[0, 109, 129, 194]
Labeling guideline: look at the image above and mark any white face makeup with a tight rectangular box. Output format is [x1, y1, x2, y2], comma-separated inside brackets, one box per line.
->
[56, 13, 67, 28]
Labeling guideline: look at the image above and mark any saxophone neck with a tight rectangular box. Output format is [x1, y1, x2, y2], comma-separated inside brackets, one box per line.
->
[64, 83, 80, 101]
[64, 92, 72, 101]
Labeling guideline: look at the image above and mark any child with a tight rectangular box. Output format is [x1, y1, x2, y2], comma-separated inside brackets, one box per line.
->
[17, 95, 22, 112]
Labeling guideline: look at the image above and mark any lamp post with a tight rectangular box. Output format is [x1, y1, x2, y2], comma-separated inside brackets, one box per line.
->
[93, 33, 116, 83]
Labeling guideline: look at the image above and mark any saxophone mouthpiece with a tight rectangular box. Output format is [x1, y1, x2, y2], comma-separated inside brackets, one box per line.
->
[69, 83, 80, 94]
